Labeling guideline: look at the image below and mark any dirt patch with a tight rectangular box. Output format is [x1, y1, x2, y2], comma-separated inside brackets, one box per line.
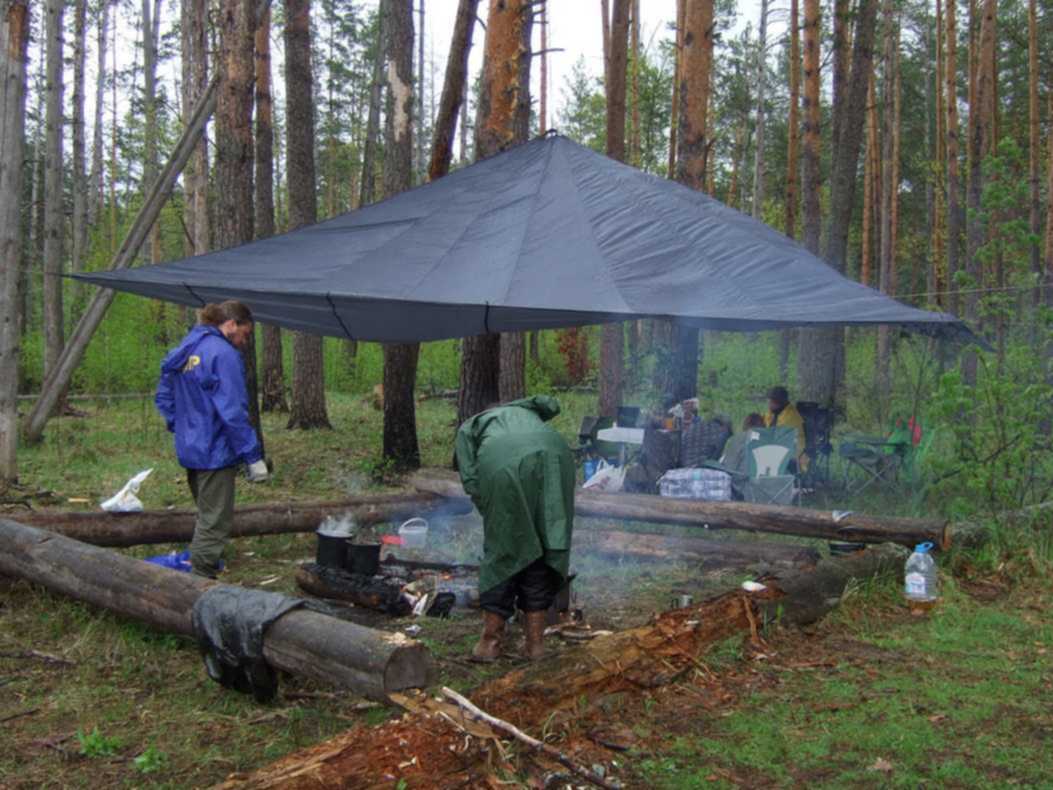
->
[959, 577, 1011, 602]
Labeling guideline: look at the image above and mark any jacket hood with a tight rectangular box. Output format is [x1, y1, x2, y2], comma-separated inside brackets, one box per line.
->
[160, 325, 225, 373]
[510, 395, 561, 422]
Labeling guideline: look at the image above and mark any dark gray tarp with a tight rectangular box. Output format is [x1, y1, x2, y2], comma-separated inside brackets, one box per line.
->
[76, 133, 972, 344]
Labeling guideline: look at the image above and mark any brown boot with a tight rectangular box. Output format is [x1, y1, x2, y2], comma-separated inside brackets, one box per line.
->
[523, 611, 548, 661]
[470, 611, 506, 663]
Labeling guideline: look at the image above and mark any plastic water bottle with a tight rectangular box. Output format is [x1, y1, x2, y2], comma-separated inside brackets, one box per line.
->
[904, 542, 938, 604]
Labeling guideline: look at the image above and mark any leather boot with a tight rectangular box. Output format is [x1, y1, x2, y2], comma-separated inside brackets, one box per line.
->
[470, 611, 506, 662]
[523, 611, 548, 661]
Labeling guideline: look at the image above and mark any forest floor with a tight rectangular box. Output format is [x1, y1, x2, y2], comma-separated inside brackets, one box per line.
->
[1, 396, 1050, 788]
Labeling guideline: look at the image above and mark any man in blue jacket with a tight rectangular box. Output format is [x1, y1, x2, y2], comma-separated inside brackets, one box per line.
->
[156, 300, 268, 578]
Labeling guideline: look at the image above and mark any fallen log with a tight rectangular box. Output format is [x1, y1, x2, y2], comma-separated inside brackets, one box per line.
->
[0, 519, 432, 700]
[14, 492, 467, 548]
[295, 564, 412, 615]
[218, 585, 772, 789]
[578, 527, 820, 568]
[410, 469, 949, 550]
[220, 538, 921, 788]
[758, 542, 908, 626]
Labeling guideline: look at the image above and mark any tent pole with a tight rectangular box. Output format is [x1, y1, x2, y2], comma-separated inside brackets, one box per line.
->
[23, 73, 220, 444]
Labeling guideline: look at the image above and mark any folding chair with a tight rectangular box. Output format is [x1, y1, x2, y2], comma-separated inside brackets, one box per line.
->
[743, 427, 800, 506]
[839, 419, 913, 495]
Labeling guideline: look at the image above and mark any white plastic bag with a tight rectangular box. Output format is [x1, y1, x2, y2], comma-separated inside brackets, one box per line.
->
[582, 460, 626, 492]
[100, 468, 153, 513]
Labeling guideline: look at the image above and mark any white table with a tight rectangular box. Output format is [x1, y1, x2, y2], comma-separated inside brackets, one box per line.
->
[596, 427, 646, 445]
[596, 426, 646, 466]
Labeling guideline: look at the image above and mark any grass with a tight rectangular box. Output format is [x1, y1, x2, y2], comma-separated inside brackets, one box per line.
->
[4, 395, 1050, 787]
[626, 576, 1053, 788]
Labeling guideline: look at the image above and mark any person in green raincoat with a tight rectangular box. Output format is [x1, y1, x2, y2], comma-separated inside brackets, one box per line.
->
[455, 395, 575, 662]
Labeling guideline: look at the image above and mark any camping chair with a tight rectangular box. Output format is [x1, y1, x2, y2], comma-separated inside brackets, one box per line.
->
[573, 416, 601, 461]
[576, 415, 623, 465]
[743, 427, 800, 506]
[838, 417, 916, 495]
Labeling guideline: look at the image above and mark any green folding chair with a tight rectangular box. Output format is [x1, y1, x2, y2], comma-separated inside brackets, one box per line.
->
[744, 427, 799, 505]
[839, 416, 917, 495]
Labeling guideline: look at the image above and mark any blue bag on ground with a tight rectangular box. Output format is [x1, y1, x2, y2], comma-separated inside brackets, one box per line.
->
[144, 549, 193, 572]
[144, 550, 224, 574]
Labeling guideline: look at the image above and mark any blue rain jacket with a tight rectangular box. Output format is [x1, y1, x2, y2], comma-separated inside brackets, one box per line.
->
[155, 325, 262, 470]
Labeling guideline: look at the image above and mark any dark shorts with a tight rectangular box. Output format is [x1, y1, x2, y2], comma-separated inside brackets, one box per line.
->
[479, 558, 561, 620]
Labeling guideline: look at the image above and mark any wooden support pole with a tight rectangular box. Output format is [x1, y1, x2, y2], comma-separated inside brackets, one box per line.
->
[15, 492, 467, 547]
[0, 518, 432, 700]
[22, 73, 221, 445]
[410, 469, 950, 550]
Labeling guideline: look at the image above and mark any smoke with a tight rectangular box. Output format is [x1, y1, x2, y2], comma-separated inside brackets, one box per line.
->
[317, 513, 358, 538]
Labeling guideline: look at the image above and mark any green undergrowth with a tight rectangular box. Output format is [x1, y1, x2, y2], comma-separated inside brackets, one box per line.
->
[629, 576, 1053, 789]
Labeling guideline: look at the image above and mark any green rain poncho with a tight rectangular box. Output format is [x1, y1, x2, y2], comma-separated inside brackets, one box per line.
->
[454, 396, 576, 594]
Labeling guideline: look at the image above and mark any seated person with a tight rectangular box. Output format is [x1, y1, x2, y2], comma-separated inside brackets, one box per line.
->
[765, 386, 808, 472]
[680, 411, 732, 467]
[720, 413, 766, 479]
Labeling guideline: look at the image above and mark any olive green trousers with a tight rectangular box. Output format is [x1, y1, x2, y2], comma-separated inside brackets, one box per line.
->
[187, 466, 237, 578]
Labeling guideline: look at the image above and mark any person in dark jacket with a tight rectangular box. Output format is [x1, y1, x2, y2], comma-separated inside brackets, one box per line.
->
[455, 396, 575, 662]
[156, 300, 267, 578]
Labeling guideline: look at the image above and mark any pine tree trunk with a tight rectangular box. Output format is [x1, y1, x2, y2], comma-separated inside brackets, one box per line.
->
[630, 0, 640, 166]
[87, 1, 109, 230]
[669, 0, 714, 403]
[667, 0, 685, 179]
[255, 6, 287, 414]
[931, 0, 946, 306]
[427, 0, 478, 182]
[1027, 0, 1040, 303]
[876, 2, 898, 402]
[182, 0, 209, 258]
[598, 0, 630, 418]
[214, 0, 264, 449]
[496, 0, 534, 404]
[109, 16, 117, 254]
[862, 72, 875, 288]
[142, 0, 162, 274]
[459, 0, 533, 423]
[1047, 87, 1053, 291]
[800, 0, 821, 256]
[42, 0, 64, 394]
[726, 121, 743, 209]
[784, 0, 800, 240]
[779, 0, 800, 381]
[751, 0, 769, 219]
[285, 0, 331, 430]
[962, 0, 996, 384]
[798, 0, 878, 406]
[359, 2, 386, 209]
[830, 0, 850, 155]
[381, 0, 421, 469]
[0, 0, 30, 484]
[946, 0, 961, 315]
[70, 0, 88, 306]
[415, 0, 425, 182]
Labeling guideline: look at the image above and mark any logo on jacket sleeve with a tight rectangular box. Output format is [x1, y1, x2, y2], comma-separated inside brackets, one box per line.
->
[182, 355, 202, 373]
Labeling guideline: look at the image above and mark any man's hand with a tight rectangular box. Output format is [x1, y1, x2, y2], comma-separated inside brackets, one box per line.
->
[246, 459, 269, 483]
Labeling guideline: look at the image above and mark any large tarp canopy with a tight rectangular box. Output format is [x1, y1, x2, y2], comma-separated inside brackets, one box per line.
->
[77, 133, 972, 344]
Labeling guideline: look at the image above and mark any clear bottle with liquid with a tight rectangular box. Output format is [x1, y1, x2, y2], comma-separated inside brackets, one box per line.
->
[904, 541, 938, 604]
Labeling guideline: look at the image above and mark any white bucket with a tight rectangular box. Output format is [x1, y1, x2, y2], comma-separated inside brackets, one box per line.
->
[398, 517, 429, 549]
